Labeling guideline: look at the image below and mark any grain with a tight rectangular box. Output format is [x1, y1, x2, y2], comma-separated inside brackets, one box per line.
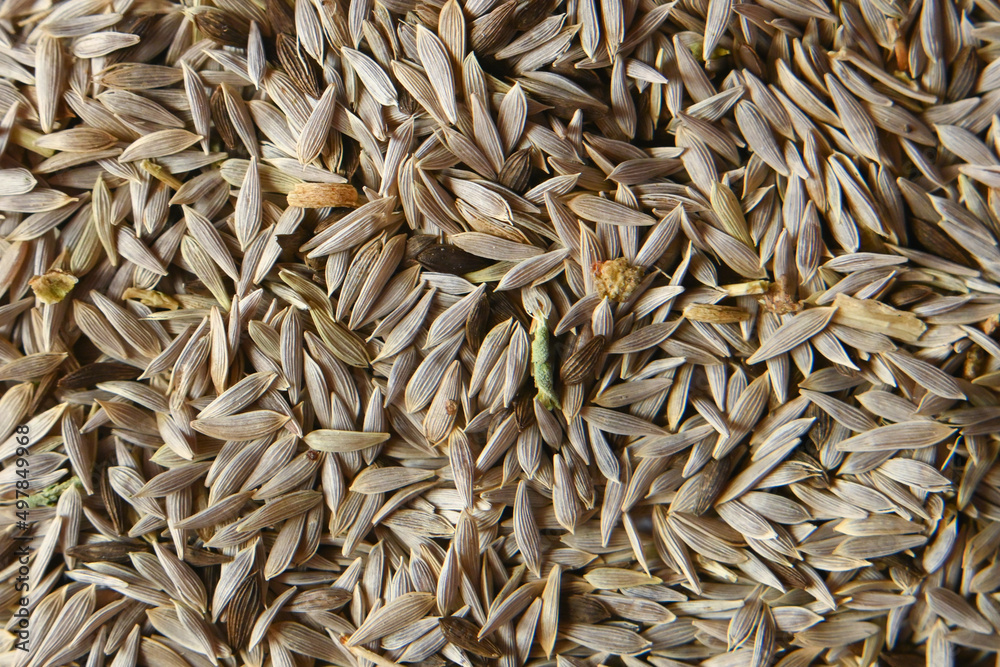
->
[2, 0, 1000, 665]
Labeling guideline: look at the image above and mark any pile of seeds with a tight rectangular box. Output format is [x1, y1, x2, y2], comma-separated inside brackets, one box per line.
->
[3, 0, 1000, 664]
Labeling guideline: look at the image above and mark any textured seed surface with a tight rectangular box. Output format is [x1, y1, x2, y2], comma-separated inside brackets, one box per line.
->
[1, 0, 999, 666]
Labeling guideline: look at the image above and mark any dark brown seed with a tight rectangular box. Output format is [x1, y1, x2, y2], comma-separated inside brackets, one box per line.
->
[466, 291, 491, 350]
[65, 541, 151, 563]
[195, 9, 250, 46]
[184, 547, 235, 566]
[405, 235, 439, 266]
[416, 244, 494, 274]
[564, 595, 611, 624]
[58, 361, 141, 389]
[561, 335, 606, 384]
[99, 463, 128, 536]
[276, 33, 320, 98]
[470, 0, 519, 56]
[515, 392, 534, 430]
[489, 290, 529, 328]
[516, 0, 561, 28]
[226, 575, 260, 649]
[499, 149, 533, 192]
[265, 0, 294, 35]
[438, 617, 502, 658]
[211, 85, 238, 151]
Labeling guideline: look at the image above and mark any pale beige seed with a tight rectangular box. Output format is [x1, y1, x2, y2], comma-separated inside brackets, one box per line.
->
[35, 35, 63, 134]
[747, 308, 837, 364]
[72, 31, 141, 57]
[182, 206, 239, 281]
[580, 406, 665, 437]
[703, 0, 733, 59]
[568, 195, 656, 226]
[190, 410, 290, 440]
[493, 249, 568, 292]
[90, 291, 161, 358]
[0, 189, 77, 212]
[118, 129, 202, 162]
[735, 100, 789, 176]
[472, 97, 507, 174]
[351, 466, 436, 494]
[221, 83, 260, 159]
[342, 47, 398, 107]
[181, 63, 212, 154]
[448, 429, 475, 510]
[197, 372, 276, 420]
[234, 156, 263, 250]
[562, 623, 652, 656]
[513, 480, 542, 577]
[710, 181, 753, 246]
[883, 349, 966, 400]
[347, 591, 435, 646]
[98, 89, 184, 128]
[297, 85, 337, 165]
[824, 74, 881, 163]
[878, 458, 951, 491]
[416, 25, 458, 125]
[304, 430, 390, 452]
[552, 454, 580, 534]
[0, 168, 38, 195]
[150, 541, 207, 611]
[583, 568, 661, 589]
[34, 127, 118, 152]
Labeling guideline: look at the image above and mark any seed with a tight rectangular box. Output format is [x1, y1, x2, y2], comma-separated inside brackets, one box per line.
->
[194, 9, 250, 47]
[0, 1, 996, 666]
[560, 335, 606, 384]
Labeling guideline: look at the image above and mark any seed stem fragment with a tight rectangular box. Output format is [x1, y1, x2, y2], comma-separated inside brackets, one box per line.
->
[532, 314, 560, 411]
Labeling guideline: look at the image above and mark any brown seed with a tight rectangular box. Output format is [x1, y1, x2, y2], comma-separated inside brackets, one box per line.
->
[276, 32, 320, 98]
[561, 335, 605, 384]
[195, 9, 250, 46]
